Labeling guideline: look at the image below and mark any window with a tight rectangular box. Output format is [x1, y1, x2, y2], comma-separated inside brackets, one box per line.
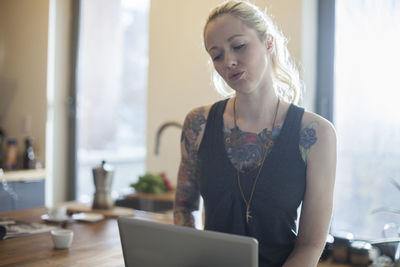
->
[332, 0, 400, 239]
[76, 0, 150, 202]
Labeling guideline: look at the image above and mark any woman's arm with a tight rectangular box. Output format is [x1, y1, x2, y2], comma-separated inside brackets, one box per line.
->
[174, 106, 209, 228]
[283, 114, 337, 267]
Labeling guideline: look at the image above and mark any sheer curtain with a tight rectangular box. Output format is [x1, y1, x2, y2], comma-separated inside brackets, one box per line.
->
[76, 0, 150, 202]
[332, 0, 400, 239]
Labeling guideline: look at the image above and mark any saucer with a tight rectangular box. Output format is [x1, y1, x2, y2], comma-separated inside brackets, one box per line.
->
[41, 214, 71, 223]
[71, 213, 104, 222]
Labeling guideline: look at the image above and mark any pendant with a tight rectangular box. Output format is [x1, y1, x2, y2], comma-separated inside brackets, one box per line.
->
[246, 206, 252, 223]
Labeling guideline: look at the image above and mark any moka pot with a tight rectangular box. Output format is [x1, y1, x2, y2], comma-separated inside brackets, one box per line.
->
[92, 160, 115, 209]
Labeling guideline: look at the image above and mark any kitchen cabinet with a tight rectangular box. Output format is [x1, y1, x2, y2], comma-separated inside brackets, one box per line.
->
[0, 169, 46, 212]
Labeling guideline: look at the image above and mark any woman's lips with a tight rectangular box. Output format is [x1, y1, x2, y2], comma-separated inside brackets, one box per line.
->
[229, 71, 244, 81]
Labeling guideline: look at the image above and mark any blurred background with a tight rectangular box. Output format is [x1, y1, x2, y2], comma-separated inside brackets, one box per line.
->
[0, 0, 400, 240]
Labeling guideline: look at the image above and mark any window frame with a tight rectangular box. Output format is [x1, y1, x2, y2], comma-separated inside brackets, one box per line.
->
[316, 0, 336, 123]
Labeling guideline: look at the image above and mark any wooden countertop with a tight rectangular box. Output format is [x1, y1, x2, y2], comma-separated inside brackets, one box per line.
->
[123, 189, 176, 201]
[0, 168, 47, 182]
[0, 204, 349, 267]
[318, 261, 350, 267]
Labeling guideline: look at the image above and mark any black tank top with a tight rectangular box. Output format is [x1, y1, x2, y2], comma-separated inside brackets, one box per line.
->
[197, 99, 306, 267]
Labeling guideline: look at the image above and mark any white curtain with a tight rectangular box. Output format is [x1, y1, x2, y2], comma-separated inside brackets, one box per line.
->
[333, 0, 400, 239]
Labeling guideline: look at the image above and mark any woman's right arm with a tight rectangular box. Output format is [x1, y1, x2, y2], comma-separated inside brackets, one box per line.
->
[173, 106, 209, 227]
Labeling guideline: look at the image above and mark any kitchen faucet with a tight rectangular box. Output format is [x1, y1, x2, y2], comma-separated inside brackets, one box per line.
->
[154, 121, 183, 155]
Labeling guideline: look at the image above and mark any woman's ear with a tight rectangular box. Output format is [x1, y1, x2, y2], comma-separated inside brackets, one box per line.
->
[266, 34, 274, 51]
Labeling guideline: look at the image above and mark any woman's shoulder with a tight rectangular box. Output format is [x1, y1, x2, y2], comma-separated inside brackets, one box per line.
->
[184, 99, 229, 125]
[184, 104, 213, 126]
[182, 103, 215, 152]
[301, 110, 336, 138]
[297, 110, 337, 163]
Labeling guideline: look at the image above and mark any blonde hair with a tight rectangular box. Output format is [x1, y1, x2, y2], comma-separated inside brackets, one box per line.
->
[204, 0, 303, 104]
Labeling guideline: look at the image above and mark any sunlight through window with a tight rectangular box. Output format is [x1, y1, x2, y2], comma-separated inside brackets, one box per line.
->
[76, 0, 150, 202]
[333, 0, 400, 239]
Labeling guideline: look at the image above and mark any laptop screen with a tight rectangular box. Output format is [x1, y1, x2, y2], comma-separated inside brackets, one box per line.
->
[118, 217, 258, 267]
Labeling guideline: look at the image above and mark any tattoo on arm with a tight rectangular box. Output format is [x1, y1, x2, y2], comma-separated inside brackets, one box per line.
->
[299, 120, 319, 163]
[174, 159, 200, 227]
[174, 108, 207, 227]
[181, 108, 207, 155]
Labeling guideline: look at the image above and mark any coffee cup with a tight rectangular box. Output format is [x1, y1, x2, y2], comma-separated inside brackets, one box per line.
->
[48, 206, 67, 220]
[51, 229, 74, 249]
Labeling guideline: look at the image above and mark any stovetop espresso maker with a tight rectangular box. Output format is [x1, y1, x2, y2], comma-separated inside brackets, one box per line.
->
[92, 160, 115, 209]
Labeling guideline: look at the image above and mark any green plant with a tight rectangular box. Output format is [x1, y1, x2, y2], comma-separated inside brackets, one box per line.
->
[130, 173, 166, 194]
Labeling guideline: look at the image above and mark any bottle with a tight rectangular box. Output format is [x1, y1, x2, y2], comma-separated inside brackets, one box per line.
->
[23, 137, 35, 169]
[5, 139, 17, 170]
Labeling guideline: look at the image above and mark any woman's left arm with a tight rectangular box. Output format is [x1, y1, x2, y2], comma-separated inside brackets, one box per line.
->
[283, 115, 337, 267]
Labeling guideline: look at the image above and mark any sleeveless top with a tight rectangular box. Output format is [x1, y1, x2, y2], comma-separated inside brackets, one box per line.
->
[197, 99, 306, 267]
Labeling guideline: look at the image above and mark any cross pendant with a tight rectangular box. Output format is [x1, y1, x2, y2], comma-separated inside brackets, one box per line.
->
[246, 207, 252, 223]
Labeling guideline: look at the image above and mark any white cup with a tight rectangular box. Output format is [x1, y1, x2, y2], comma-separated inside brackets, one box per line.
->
[48, 206, 67, 220]
[51, 229, 74, 249]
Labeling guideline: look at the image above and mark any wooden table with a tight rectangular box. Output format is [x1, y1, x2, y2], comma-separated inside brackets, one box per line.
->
[0, 205, 348, 267]
[0, 205, 172, 267]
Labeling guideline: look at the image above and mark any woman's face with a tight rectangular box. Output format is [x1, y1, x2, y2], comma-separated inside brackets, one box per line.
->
[204, 14, 271, 95]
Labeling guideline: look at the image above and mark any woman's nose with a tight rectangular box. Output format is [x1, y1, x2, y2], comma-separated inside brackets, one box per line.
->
[224, 53, 237, 68]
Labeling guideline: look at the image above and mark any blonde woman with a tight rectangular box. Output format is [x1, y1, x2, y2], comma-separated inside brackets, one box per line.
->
[174, 1, 336, 266]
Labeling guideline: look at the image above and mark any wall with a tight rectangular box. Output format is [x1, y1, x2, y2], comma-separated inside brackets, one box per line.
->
[0, 0, 73, 205]
[45, 0, 73, 205]
[145, 0, 317, 185]
[145, 0, 222, 184]
[0, 0, 49, 168]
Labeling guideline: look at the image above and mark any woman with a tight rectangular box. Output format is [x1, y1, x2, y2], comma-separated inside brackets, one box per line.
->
[174, 1, 336, 266]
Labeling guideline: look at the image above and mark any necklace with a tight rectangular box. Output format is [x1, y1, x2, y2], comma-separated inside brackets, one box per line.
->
[233, 97, 280, 224]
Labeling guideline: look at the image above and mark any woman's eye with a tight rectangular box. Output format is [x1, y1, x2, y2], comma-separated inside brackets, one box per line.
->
[212, 55, 221, 61]
[233, 44, 245, 50]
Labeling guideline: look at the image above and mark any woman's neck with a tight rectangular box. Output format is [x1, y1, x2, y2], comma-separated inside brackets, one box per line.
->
[231, 88, 280, 133]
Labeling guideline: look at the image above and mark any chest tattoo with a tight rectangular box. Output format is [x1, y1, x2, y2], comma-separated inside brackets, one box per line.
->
[224, 126, 281, 172]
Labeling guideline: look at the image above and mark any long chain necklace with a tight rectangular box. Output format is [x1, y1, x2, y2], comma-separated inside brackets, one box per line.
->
[233, 97, 280, 224]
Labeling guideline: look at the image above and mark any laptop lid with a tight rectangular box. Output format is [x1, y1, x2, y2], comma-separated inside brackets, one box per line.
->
[118, 217, 258, 267]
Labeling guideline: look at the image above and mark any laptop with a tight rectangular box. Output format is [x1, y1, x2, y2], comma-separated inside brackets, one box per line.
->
[118, 217, 258, 267]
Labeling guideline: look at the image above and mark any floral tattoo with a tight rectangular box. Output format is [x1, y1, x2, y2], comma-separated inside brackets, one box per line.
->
[224, 126, 281, 172]
[181, 108, 207, 156]
[299, 120, 319, 162]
